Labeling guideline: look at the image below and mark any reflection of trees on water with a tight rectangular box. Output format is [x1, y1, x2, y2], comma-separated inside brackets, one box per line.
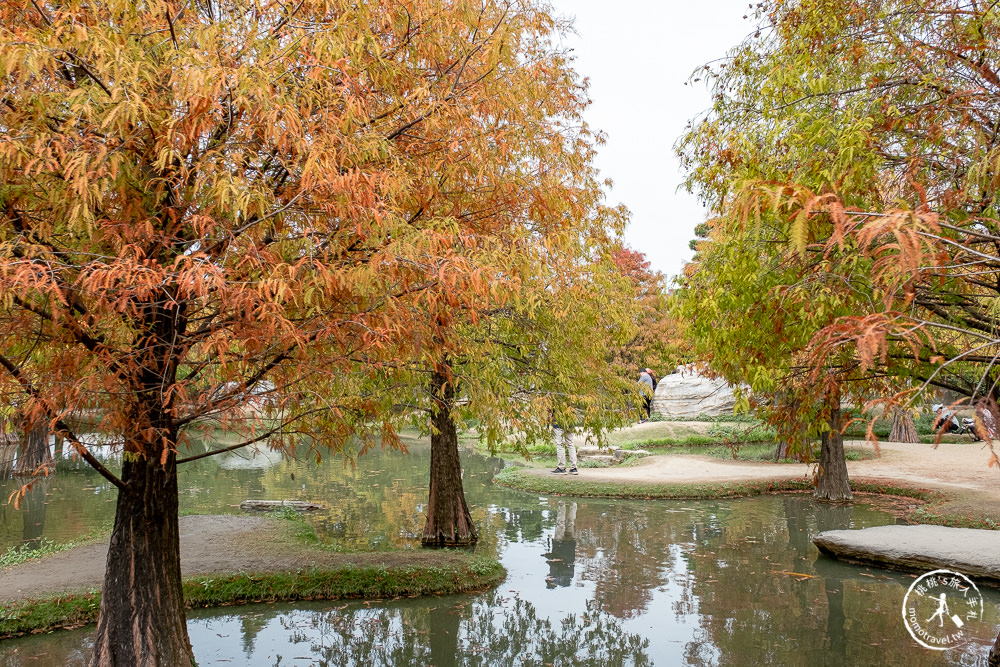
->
[0, 463, 116, 551]
[20, 475, 52, 549]
[0, 442, 16, 480]
[569, 502, 695, 619]
[812, 501, 853, 664]
[681, 497, 994, 666]
[0, 435, 516, 553]
[257, 591, 650, 666]
[0, 631, 92, 666]
[0, 591, 651, 666]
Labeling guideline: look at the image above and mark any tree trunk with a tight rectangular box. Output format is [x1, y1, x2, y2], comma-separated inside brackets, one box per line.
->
[14, 414, 52, 476]
[989, 630, 1000, 667]
[773, 440, 809, 462]
[773, 441, 791, 461]
[422, 369, 477, 547]
[888, 409, 919, 443]
[90, 445, 193, 666]
[814, 400, 852, 501]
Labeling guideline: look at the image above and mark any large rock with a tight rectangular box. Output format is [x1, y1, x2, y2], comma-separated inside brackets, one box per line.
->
[652, 369, 737, 418]
[813, 525, 1000, 583]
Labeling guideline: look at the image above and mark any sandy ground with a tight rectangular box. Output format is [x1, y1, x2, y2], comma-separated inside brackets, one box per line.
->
[526, 435, 1000, 517]
[546, 440, 996, 491]
[0, 515, 461, 604]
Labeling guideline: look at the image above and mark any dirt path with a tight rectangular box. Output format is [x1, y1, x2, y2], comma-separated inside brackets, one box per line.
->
[525, 438, 1000, 519]
[0, 515, 466, 604]
[563, 440, 998, 494]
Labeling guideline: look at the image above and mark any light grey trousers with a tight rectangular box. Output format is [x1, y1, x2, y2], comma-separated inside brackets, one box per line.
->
[554, 428, 577, 468]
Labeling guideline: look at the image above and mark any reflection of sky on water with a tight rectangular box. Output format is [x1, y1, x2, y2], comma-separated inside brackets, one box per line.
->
[1, 441, 998, 665]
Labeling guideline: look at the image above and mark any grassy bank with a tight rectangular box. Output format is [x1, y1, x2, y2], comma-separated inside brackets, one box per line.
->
[475, 412, 966, 465]
[495, 465, 942, 504]
[494, 466, 1000, 529]
[0, 554, 505, 638]
[0, 529, 109, 570]
[493, 465, 818, 499]
[617, 441, 876, 463]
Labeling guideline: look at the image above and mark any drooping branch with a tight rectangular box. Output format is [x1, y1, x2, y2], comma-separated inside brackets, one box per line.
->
[0, 353, 124, 490]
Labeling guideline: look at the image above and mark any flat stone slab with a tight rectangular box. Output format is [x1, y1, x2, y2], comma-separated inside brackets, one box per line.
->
[240, 500, 326, 511]
[813, 525, 1000, 584]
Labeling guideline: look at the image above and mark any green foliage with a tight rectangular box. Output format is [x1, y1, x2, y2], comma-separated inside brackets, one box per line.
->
[621, 441, 875, 463]
[625, 435, 719, 448]
[913, 412, 938, 436]
[577, 458, 613, 468]
[677, 0, 1000, 420]
[183, 561, 503, 608]
[706, 422, 777, 443]
[910, 509, 1000, 531]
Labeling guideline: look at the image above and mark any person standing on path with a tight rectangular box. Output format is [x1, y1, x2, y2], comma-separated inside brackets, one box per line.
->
[638, 368, 657, 423]
[552, 423, 578, 474]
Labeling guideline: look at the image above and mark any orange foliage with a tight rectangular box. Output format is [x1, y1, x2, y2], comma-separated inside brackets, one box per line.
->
[0, 1, 622, 661]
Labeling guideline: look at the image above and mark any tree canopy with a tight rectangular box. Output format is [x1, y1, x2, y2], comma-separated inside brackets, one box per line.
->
[679, 0, 1000, 412]
[677, 0, 1000, 648]
[0, 0, 637, 662]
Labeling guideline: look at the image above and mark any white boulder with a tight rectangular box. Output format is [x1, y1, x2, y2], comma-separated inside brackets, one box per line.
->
[652, 369, 736, 418]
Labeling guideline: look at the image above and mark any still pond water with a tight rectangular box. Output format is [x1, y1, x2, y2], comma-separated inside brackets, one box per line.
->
[0, 435, 997, 666]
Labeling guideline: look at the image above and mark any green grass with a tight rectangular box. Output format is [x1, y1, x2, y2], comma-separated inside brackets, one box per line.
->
[494, 466, 946, 501]
[909, 508, 1000, 530]
[0, 530, 108, 570]
[493, 465, 817, 499]
[650, 414, 758, 423]
[706, 422, 778, 442]
[625, 435, 719, 448]
[0, 556, 505, 638]
[614, 441, 875, 463]
[0, 591, 101, 637]
[494, 467, 1000, 530]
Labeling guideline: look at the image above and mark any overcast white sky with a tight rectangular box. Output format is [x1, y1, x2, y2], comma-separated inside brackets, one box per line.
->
[550, 1, 757, 280]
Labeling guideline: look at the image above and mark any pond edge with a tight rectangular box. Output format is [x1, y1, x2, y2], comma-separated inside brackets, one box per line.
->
[0, 555, 506, 639]
[493, 466, 1000, 530]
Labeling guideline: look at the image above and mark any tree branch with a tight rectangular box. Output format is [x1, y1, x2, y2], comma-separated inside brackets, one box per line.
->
[0, 353, 124, 490]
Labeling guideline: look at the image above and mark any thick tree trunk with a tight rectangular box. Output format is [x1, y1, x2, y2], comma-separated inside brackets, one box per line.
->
[422, 369, 477, 547]
[90, 446, 193, 666]
[814, 401, 852, 501]
[13, 415, 52, 476]
[888, 409, 919, 443]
